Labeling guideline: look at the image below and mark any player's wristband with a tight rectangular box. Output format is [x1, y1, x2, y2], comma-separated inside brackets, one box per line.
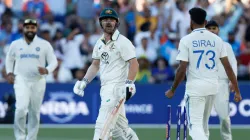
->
[170, 86, 176, 92]
[82, 78, 90, 84]
[125, 79, 133, 84]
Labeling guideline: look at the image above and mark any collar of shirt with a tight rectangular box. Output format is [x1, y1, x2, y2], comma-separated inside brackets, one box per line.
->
[192, 28, 206, 33]
[101, 30, 120, 44]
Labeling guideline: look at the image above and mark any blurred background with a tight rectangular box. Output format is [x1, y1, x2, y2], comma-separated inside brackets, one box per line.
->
[0, 0, 249, 139]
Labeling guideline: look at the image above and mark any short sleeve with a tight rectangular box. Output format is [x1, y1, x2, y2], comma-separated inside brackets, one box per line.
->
[120, 39, 136, 61]
[176, 40, 189, 62]
[92, 41, 100, 59]
[219, 40, 227, 58]
[7, 42, 16, 58]
[5, 42, 16, 73]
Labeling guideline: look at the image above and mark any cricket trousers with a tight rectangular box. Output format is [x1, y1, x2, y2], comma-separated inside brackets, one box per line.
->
[185, 94, 216, 140]
[93, 83, 139, 140]
[14, 75, 46, 140]
[214, 80, 232, 140]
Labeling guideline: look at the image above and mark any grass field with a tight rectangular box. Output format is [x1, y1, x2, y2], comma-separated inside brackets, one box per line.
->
[0, 125, 249, 140]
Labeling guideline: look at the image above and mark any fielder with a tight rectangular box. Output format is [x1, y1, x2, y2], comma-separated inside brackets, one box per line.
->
[5, 19, 58, 140]
[205, 20, 237, 140]
[165, 8, 242, 140]
[73, 8, 139, 140]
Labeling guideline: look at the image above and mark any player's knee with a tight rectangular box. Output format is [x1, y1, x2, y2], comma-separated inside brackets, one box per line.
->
[15, 107, 28, 116]
[29, 107, 40, 114]
[218, 112, 229, 120]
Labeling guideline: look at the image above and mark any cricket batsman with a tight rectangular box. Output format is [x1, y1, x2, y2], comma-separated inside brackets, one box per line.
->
[205, 20, 237, 140]
[73, 8, 139, 140]
[165, 8, 242, 140]
[5, 19, 58, 140]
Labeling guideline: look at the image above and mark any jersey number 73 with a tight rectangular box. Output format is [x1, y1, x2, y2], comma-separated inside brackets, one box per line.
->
[193, 50, 215, 69]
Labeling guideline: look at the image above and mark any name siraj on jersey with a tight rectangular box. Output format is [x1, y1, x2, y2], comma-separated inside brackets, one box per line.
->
[192, 40, 215, 48]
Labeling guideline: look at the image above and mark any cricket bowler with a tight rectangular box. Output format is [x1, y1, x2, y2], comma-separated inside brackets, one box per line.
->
[165, 8, 242, 140]
[206, 20, 237, 140]
[73, 8, 139, 140]
[5, 19, 58, 140]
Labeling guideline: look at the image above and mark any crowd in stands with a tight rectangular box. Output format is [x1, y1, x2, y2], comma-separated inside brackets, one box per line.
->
[0, 0, 249, 84]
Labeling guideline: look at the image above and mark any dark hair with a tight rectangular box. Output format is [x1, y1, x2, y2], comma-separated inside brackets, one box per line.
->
[189, 7, 207, 25]
[205, 20, 219, 28]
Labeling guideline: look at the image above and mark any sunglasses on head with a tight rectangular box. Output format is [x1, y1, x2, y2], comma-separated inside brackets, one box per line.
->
[24, 19, 37, 25]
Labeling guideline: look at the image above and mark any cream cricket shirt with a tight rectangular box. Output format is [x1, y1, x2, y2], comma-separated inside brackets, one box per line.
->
[6, 36, 58, 81]
[92, 30, 136, 86]
[176, 28, 227, 96]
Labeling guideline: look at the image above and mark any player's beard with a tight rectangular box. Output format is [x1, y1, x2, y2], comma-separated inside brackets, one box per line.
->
[24, 31, 36, 41]
[103, 23, 116, 35]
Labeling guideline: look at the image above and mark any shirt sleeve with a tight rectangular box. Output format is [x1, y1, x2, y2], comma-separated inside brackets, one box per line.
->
[176, 40, 189, 62]
[5, 42, 16, 74]
[92, 41, 100, 59]
[46, 42, 58, 73]
[120, 38, 136, 61]
[226, 43, 237, 76]
[219, 40, 227, 58]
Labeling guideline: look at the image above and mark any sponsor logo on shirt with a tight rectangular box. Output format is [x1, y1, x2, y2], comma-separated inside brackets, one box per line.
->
[20, 54, 39, 59]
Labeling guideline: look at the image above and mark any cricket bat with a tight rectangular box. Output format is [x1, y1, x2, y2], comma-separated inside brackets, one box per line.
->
[99, 98, 125, 140]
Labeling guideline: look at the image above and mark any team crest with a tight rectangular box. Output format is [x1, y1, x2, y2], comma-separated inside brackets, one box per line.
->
[101, 52, 109, 64]
[36, 47, 40, 52]
[105, 9, 112, 14]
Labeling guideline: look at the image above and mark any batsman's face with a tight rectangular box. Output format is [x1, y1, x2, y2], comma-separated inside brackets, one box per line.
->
[23, 25, 37, 41]
[206, 26, 219, 35]
[101, 18, 117, 34]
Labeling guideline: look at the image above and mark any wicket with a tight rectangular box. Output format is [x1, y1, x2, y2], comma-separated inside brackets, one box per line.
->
[166, 105, 187, 140]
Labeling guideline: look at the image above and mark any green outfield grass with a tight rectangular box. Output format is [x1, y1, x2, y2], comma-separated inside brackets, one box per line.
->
[0, 127, 249, 140]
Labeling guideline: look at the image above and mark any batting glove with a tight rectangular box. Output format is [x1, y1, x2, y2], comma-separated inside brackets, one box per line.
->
[125, 79, 136, 101]
[73, 78, 89, 97]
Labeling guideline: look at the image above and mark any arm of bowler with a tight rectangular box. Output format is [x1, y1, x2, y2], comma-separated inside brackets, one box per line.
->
[220, 56, 242, 102]
[220, 57, 239, 93]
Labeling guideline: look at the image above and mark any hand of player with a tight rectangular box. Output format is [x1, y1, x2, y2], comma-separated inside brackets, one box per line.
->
[38, 67, 48, 75]
[125, 79, 136, 101]
[73, 80, 87, 97]
[7, 73, 15, 84]
[165, 89, 175, 99]
[234, 92, 242, 102]
[229, 82, 235, 92]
